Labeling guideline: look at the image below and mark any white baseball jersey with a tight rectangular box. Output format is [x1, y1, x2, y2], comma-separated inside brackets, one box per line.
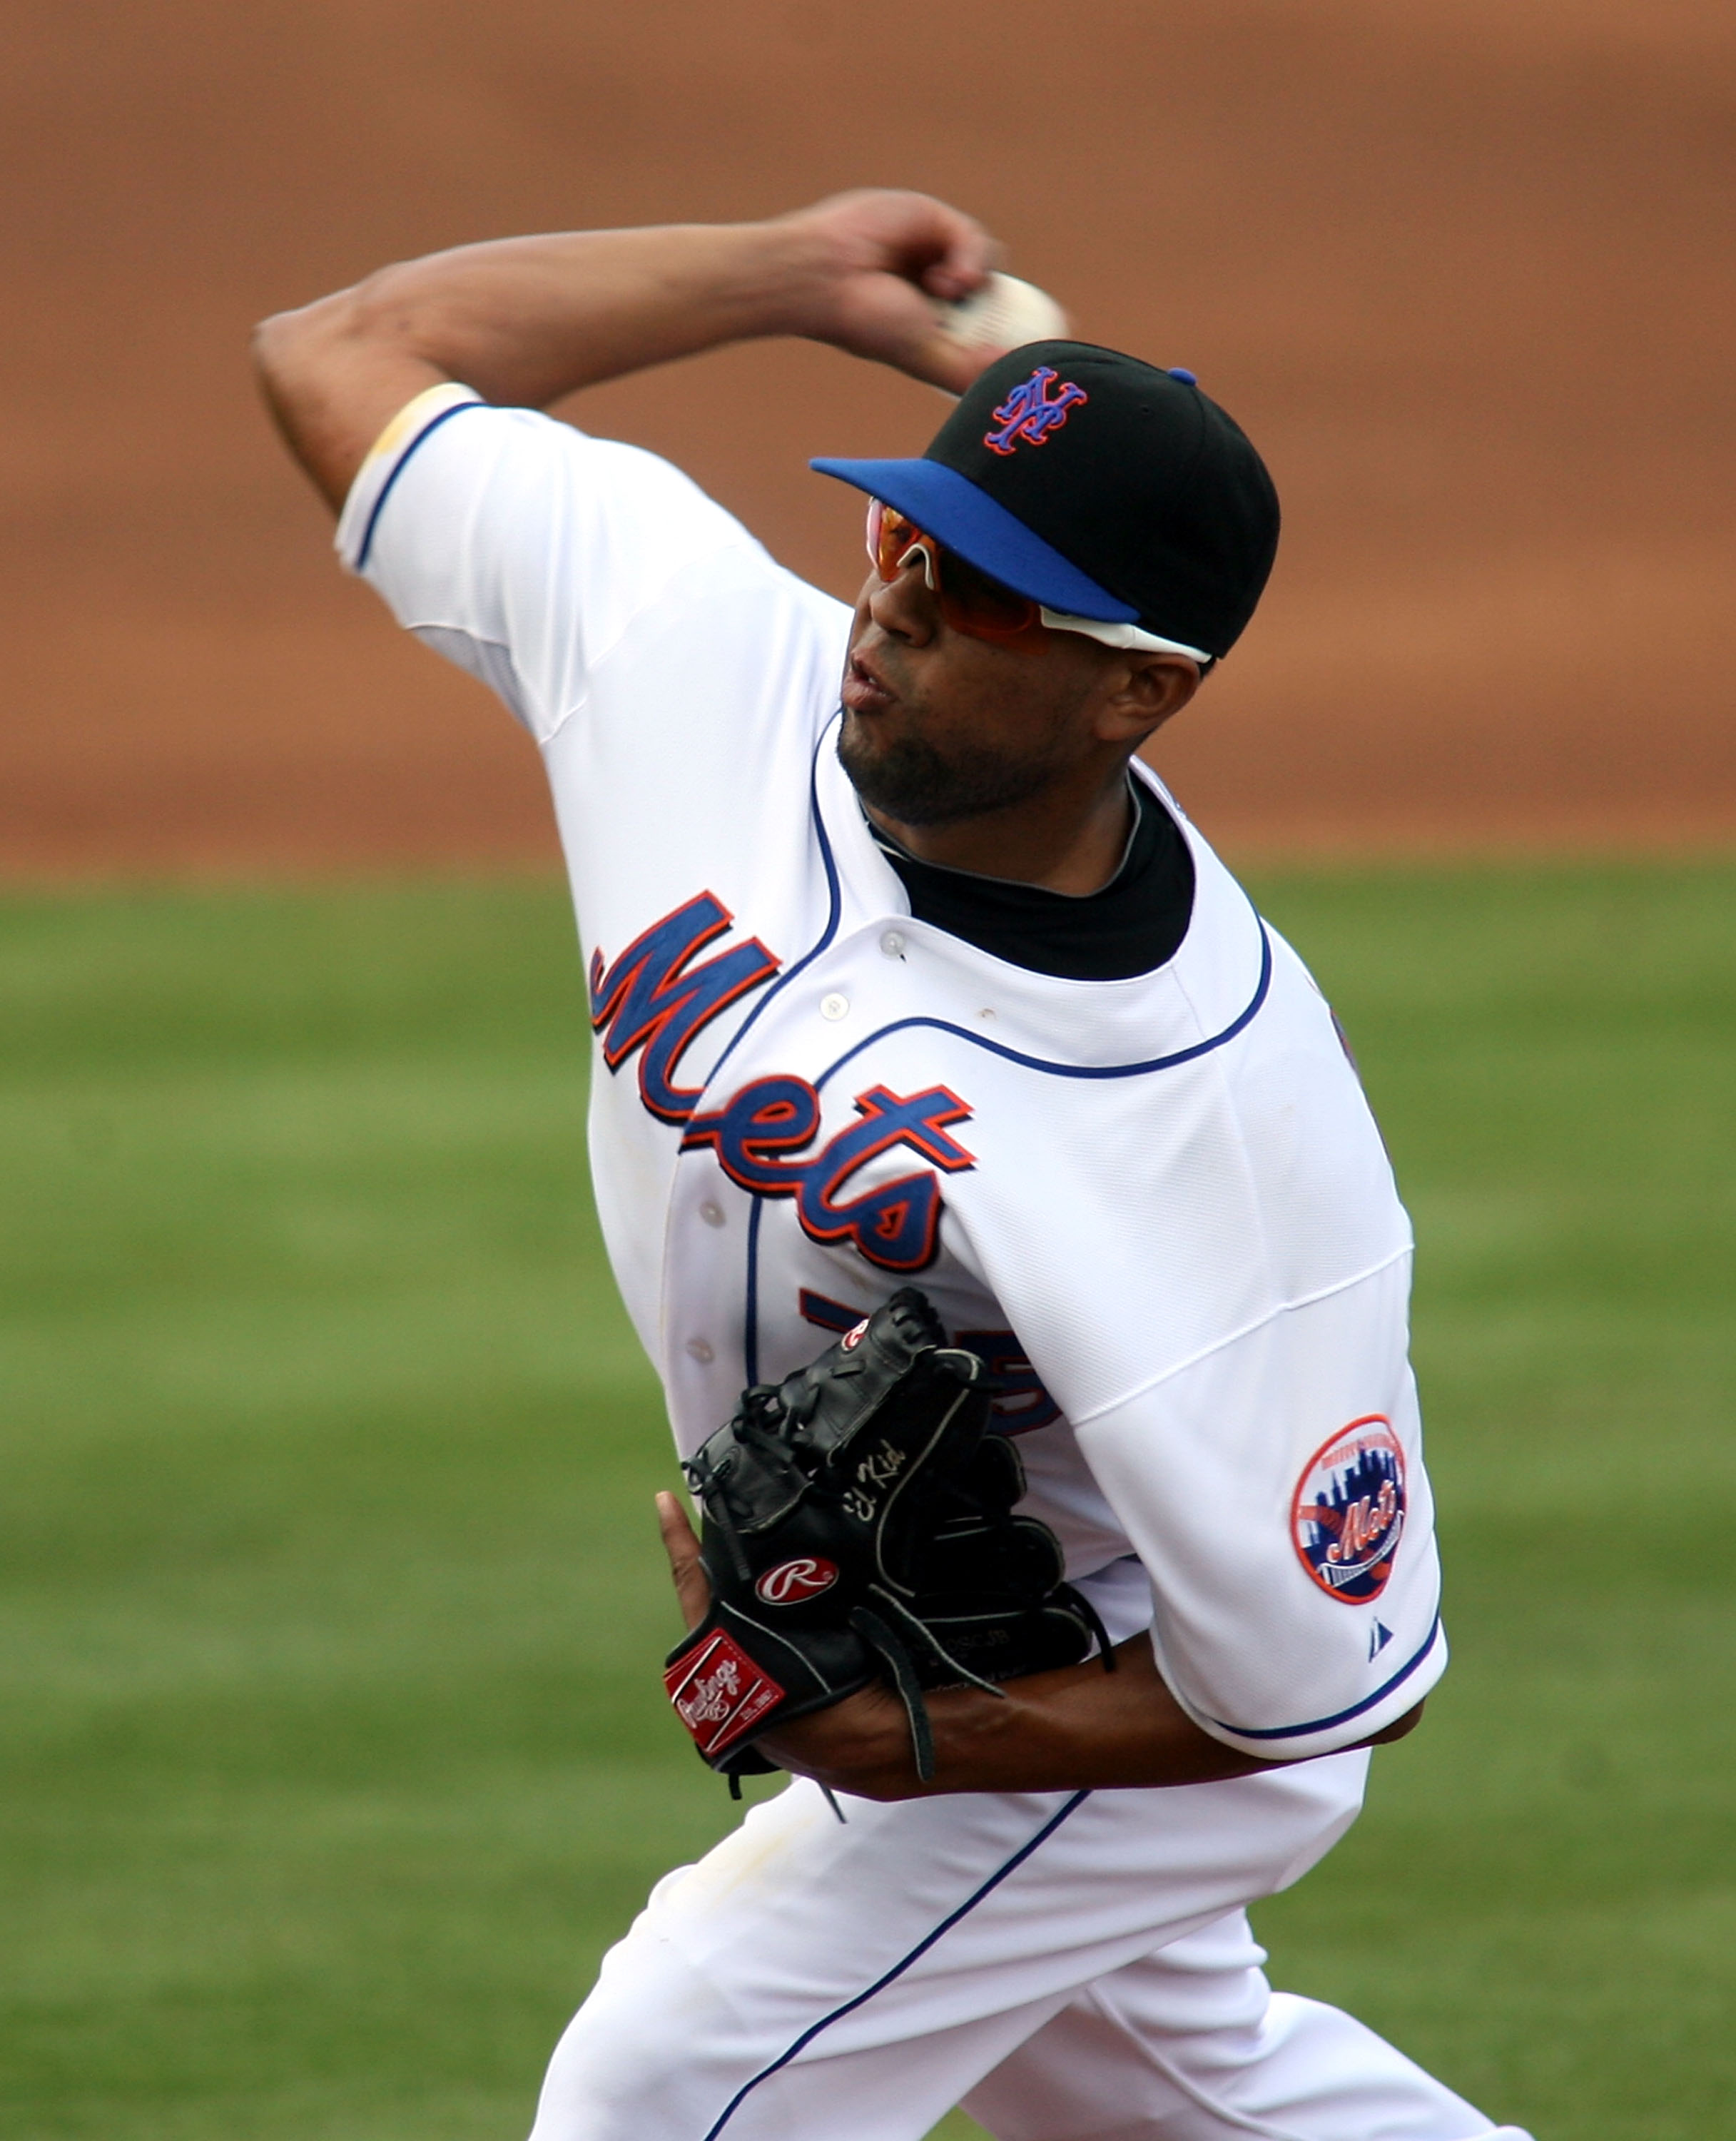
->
[338, 383, 1446, 1765]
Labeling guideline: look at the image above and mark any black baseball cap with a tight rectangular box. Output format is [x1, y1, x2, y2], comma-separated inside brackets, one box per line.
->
[811, 340, 1279, 660]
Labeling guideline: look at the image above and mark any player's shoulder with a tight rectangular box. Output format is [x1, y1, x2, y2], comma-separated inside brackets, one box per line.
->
[1152, 781, 1337, 1045]
[1126, 772, 1278, 1041]
[337, 385, 761, 580]
[336, 385, 852, 737]
[1151, 778, 1401, 1161]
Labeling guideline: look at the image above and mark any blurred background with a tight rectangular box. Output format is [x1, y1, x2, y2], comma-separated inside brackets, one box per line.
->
[4, 0, 1732, 870]
[1, 4, 1732, 2139]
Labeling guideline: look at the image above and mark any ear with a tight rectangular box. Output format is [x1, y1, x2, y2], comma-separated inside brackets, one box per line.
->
[1090, 654, 1203, 748]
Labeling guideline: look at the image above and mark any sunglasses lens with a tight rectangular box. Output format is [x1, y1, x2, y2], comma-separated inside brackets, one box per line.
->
[869, 502, 925, 582]
[936, 552, 1042, 636]
[863, 500, 1043, 642]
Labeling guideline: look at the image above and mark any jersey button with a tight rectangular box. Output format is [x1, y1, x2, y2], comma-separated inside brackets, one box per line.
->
[698, 1199, 725, 1228]
[684, 1337, 715, 1364]
[820, 992, 849, 1021]
[880, 930, 906, 959]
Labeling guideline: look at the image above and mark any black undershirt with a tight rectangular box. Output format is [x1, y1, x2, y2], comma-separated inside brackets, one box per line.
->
[868, 777, 1195, 981]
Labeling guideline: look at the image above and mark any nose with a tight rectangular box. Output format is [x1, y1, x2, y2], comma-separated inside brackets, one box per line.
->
[864, 561, 938, 646]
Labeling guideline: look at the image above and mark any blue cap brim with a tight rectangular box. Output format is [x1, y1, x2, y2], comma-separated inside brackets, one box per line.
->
[808, 457, 1139, 625]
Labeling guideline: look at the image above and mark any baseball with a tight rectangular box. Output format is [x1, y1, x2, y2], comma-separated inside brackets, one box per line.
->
[928, 270, 1068, 355]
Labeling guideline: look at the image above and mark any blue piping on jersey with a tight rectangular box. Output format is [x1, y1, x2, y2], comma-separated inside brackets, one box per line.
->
[708, 733, 843, 1084]
[813, 920, 1272, 1092]
[1210, 1613, 1442, 1742]
[701, 1788, 1092, 2139]
[715, 731, 843, 1385]
[742, 1198, 766, 1388]
[352, 398, 487, 572]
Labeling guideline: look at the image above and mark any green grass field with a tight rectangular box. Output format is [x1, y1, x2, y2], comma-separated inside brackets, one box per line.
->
[1, 865, 1732, 2141]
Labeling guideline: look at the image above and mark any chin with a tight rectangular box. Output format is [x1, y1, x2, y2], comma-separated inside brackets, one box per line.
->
[836, 724, 1040, 829]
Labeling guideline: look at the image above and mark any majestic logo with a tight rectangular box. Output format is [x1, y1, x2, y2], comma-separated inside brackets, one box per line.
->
[589, 893, 779, 1124]
[754, 1557, 841, 1606]
[983, 366, 1090, 456]
[1291, 1416, 1407, 1604]
[683, 1077, 976, 1272]
[841, 1317, 870, 1352]
[664, 1629, 785, 1756]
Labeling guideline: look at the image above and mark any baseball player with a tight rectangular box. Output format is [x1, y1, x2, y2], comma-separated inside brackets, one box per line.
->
[255, 190, 1531, 2141]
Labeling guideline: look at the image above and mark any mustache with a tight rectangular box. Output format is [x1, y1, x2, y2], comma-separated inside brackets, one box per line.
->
[848, 634, 913, 698]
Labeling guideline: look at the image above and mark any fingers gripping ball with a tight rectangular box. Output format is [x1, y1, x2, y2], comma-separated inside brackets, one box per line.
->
[662, 1288, 1113, 1786]
[928, 271, 1067, 358]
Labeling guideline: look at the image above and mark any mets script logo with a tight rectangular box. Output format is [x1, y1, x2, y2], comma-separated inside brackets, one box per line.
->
[1291, 1417, 1406, 1604]
[590, 893, 977, 1273]
[754, 1557, 840, 1606]
[589, 892, 778, 1125]
[983, 366, 1089, 455]
[682, 1078, 973, 1272]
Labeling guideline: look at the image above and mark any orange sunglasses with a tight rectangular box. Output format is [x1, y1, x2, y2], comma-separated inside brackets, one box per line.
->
[865, 499, 1050, 649]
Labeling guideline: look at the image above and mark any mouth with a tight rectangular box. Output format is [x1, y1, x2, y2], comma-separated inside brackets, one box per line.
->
[842, 649, 896, 717]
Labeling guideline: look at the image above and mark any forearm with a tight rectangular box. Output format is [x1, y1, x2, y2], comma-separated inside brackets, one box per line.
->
[761, 1637, 1279, 1801]
[253, 219, 823, 509]
[253, 188, 995, 512]
[926, 1637, 1280, 1793]
[340, 220, 838, 405]
[761, 1636, 1426, 1801]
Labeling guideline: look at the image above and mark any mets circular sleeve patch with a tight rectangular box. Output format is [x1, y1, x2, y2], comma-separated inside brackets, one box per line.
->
[1291, 1415, 1406, 1604]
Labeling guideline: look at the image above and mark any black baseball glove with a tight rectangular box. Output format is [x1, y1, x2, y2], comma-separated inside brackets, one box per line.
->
[662, 1287, 1112, 1787]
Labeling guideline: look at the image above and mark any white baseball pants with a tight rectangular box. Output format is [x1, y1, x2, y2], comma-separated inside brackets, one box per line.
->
[529, 1756, 1531, 2141]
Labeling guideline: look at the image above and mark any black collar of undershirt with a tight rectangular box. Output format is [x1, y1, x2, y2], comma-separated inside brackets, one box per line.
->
[864, 776, 1195, 981]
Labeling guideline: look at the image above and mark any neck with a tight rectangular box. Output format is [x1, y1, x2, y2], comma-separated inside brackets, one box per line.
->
[866, 762, 1139, 896]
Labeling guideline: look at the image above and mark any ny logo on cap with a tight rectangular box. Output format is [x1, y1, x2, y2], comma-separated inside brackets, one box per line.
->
[983, 366, 1089, 456]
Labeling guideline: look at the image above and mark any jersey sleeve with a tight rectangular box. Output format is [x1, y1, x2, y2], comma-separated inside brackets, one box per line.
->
[334, 383, 802, 746]
[1072, 1253, 1446, 1761]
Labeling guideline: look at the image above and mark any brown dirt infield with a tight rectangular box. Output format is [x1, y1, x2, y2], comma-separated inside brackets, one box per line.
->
[1, 0, 1730, 875]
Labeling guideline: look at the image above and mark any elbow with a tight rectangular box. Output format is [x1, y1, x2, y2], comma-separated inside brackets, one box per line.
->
[250, 274, 435, 513]
[250, 306, 304, 396]
[256, 263, 434, 372]
[250, 311, 297, 426]
[250, 295, 363, 510]
[250, 285, 365, 406]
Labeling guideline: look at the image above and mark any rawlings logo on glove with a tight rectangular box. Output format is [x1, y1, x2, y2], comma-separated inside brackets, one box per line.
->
[754, 1558, 840, 1606]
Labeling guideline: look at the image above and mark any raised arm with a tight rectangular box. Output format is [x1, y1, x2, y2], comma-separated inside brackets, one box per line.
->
[252, 190, 1000, 512]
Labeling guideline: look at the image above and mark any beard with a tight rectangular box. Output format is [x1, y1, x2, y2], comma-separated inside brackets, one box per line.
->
[836, 714, 1065, 828]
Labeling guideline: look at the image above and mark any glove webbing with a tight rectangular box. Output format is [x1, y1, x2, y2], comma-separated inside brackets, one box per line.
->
[681, 1396, 808, 1586]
